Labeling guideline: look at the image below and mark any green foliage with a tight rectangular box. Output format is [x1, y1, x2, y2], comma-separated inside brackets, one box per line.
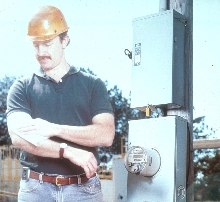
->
[0, 69, 145, 153]
[2, 69, 220, 200]
[194, 149, 220, 200]
[193, 116, 216, 163]
[79, 67, 97, 76]
[79, 68, 146, 155]
[193, 116, 220, 200]
[0, 76, 16, 145]
[104, 85, 145, 154]
[0, 76, 16, 112]
[193, 116, 215, 140]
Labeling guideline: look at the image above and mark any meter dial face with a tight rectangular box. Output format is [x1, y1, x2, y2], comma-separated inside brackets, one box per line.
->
[133, 154, 144, 158]
[125, 146, 147, 174]
[124, 146, 161, 177]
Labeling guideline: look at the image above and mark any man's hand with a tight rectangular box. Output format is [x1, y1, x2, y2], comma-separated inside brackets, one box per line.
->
[64, 146, 98, 178]
[17, 118, 57, 138]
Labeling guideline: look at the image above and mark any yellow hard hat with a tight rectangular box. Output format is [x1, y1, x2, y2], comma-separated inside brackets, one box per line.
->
[27, 6, 69, 41]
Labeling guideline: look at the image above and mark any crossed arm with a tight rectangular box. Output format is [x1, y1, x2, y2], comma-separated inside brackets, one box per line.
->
[7, 111, 115, 178]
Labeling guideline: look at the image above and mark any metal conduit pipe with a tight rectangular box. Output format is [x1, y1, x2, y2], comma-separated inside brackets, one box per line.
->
[159, 0, 169, 12]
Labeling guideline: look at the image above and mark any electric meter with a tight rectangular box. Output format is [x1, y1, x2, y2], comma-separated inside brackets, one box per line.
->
[124, 146, 161, 177]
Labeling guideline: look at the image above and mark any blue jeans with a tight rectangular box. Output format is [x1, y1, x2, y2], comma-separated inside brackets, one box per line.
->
[18, 174, 103, 202]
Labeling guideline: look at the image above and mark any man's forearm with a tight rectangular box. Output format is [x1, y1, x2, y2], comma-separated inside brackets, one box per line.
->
[56, 122, 114, 147]
[55, 113, 115, 147]
[10, 131, 98, 178]
[17, 113, 115, 147]
[10, 131, 60, 158]
[7, 111, 103, 178]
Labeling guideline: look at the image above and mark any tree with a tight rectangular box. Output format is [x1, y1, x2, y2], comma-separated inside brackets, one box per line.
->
[193, 116, 220, 200]
[0, 76, 16, 145]
[79, 68, 146, 156]
[194, 149, 220, 201]
[193, 116, 216, 163]
[0, 69, 145, 153]
[104, 85, 145, 154]
[2, 71, 220, 200]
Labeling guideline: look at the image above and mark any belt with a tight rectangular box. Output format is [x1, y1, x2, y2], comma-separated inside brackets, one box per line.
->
[30, 171, 96, 186]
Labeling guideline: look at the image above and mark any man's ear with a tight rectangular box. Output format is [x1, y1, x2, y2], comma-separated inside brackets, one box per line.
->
[62, 35, 70, 48]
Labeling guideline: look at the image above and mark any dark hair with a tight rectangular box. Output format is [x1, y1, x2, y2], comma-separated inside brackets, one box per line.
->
[59, 31, 70, 46]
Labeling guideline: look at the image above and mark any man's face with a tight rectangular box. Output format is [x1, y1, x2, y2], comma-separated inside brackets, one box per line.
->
[33, 36, 65, 71]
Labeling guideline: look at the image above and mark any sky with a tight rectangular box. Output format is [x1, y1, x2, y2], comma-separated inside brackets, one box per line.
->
[1, 0, 220, 137]
[193, 0, 220, 136]
[0, 0, 159, 97]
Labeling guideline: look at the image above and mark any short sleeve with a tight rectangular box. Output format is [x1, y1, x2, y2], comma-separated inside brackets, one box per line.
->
[6, 78, 31, 117]
[90, 78, 113, 118]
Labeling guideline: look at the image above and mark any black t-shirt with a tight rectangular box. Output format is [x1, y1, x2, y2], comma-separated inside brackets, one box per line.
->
[6, 66, 113, 175]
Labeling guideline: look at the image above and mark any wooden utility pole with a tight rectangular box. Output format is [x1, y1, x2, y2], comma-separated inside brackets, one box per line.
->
[167, 0, 193, 201]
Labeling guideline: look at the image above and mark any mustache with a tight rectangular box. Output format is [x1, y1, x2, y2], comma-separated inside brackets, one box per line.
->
[37, 56, 51, 60]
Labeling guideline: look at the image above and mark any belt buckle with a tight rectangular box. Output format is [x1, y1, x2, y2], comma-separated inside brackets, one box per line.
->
[56, 175, 65, 186]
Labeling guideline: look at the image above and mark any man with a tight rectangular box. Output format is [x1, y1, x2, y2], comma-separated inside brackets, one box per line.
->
[6, 5, 115, 202]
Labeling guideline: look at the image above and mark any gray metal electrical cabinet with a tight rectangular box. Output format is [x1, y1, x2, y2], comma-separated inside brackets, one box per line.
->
[127, 116, 187, 202]
[131, 10, 185, 110]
